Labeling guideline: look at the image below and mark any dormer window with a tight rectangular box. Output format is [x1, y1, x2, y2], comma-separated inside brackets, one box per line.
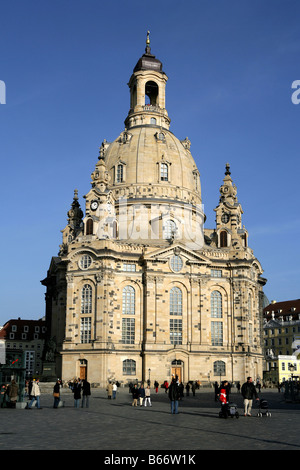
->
[220, 231, 228, 248]
[160, 163, 168, 181]
[163, 219, 177, 240]
[115, 162, 126, 183]
[86, 219, 93, 236]
[155, 131, 166, 142]
[117, 164, 123, 183]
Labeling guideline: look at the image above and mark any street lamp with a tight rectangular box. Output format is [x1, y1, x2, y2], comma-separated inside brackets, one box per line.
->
[288, 364, 296, 402]
[148, 368, 151, 385]
[289, 363, 295, 381]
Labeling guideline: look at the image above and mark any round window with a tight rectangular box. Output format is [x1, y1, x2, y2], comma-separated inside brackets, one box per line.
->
[79, 254, 92, 270]
[170, 255, 183, 273]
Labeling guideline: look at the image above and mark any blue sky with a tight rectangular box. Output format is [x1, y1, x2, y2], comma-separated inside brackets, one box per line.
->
[0, 0, 299, 324]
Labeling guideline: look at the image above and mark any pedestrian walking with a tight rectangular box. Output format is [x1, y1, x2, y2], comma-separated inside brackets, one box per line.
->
[73, 379, 82, 408]
[154, 380, 159, 393]
[27, 378, 42, 409]
[1, 384, 8, 408]
[214, 381, 219, 401]
[168, 378, 180, 414]
[139, 383, 145, 406]
[112, 382, 117, 399]
[241, 376, 259, 416]
[106, 381, 113, 399]
[8, 379, 18, 408]
[186, 382, 190, 396]
[81, 379, 91, 408]
[144, 385, 152, 406]
[131, 383, 139, 407]
[53, 379, 61, 408]
[178, 382, 184, 400]
[256, 379, 261, 393]
[192, 382, 196, 396]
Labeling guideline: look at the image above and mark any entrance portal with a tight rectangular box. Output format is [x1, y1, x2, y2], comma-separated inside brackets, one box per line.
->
[79, 359, 87, 380]
[171, 359, 183, 382]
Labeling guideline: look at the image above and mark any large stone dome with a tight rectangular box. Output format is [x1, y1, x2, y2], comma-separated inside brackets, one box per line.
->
[103, 126, 202, 206]
[86, 33, 204, 248]
[98, 32, 202, 207]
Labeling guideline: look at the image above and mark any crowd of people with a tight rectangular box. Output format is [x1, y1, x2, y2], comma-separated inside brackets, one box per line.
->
[124, 376, 261, 415]
[0, 380, 19, 408]
[0, 374, 290, 415]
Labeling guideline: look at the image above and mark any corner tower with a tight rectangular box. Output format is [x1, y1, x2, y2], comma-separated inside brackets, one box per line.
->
[214, 163, 248, 251]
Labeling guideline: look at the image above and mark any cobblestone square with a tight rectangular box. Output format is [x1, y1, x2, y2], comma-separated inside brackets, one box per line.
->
[0, 387, 299, 453]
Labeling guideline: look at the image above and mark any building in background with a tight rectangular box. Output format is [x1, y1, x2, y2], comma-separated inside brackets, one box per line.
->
[277, 355, 300, 384]
[263, 299, 300, 384]
[42, 33, 267, 387]
[0, 318, 47, 379]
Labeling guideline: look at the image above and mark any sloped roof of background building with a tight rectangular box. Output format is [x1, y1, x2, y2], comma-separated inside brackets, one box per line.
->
[264, 299, 300, 320]
[0, 318, 46, 340]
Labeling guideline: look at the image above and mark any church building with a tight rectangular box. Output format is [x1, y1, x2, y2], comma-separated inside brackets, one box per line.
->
[42, 33, 267, 386]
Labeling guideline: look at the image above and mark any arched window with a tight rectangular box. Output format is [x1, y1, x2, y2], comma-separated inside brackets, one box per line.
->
[170, 287, 183, 345]
[213, 360, 226, 377]
[163, 219, 177, 240]
[81, 284, 92, 314]
[117, 164, 124, 183]
[211, 291, 222, 318]
[122, 286, 135, 344]
[122, 286, 135, 315]
[220, 231, 228, 247]
[160, 163, 168, 181]
[150, 117, 157, 125]
[248, 293, 252, 320]
[112, 220, 118, 239]
[130, 84, 137, 108]
[145, 80, 158, 106]
[86, 219, 93, 235]
[123, 359, 136, 375]
[170, 287, 182, 315]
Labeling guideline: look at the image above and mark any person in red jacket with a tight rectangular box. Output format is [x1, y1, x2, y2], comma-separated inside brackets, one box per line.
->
[219, 380, 229, 418]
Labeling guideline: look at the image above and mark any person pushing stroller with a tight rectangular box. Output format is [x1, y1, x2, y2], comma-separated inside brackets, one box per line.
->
[218, 380, 239, 418]
[218, 380, 229, 418]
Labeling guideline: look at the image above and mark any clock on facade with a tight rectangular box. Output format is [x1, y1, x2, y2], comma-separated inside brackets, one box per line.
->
[221, 213, 230, 224]
[90, 200, 99, 211]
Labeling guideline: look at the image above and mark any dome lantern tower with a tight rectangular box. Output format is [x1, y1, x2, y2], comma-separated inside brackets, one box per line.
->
[125, 31, 170, 130]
